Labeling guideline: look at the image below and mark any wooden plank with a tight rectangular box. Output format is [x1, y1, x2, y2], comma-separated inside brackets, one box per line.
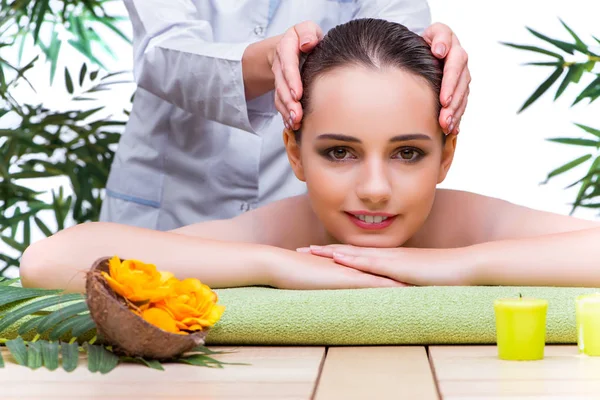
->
[314, 346, 438, 400]
[1, 346, 325, 399]
[430, 345, 600, 398]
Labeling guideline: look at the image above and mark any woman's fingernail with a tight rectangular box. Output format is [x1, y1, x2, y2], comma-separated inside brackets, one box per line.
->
[290, 110, 296, 122]
[445, 95, 453, 107]
[284, 119, 290, 129]
[449, 122, 455, 133]
[288, 117, 294, 129]
[291, 90, 297, 101]
[434, 43, 446, 57]
[301, 37, 314, 47]
[310, 245, 322, 251]
[446, 115, 453, 127]
[296, 247, 310, 253]
[333, 252, 347, 259]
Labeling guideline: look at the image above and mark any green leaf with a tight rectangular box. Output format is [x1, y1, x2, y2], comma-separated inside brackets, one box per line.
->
[6, 337, 27, 365]
[573, 76, 600, 106]
[1, 235, 25, 252]
[27, 341, 42, 369]
[500, 42, 564, 59]
[49, 313, 93, 341]
[526, 27, 576, 54]
[546, 138, 600, 147]
[0, 293, 83, 333]
[522, 61, 562, 67]
[48, 29, 62, 84]
[61, 342, 79, 372]
[555, 64, 584, 100]
[71, 314, 96, 337]
[93, 16, 132, 44]
[40, 340, 59, 370]
[36, 301, 89, 333]
[0, 347, 4, 368]
[177, 354, 224, 368]
[189, 345, 232, 355]
[575, 123, 600, 139]
[32, 0, 50, 44]
[90, 70, 99, 80]
[79, 63, 87, 86]
[18, 316, 44, 335]
[120, 356, 164, 371]
[518, 67, 564, 113]
[87, 344, 119, 374]
[34, 217, 53, 237]
[64, 67, 74, 94]
[544, 154, 592, 182]
[0, 286, 62, 308]
[23, 217, 31, 248]
[559, 19, 588, 53]
[0, 278, 20, 286]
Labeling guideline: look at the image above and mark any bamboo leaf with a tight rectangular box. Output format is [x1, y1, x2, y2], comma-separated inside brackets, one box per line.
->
[40, 340, 59, 370]
[500, 42, 564, 59]
[526, 27, 577, 54]
[27, 341, 42, 369]
[64, 67, 74, 94]
[544, 154, 592, 182]
[90, 70, 99, 80]
[522, 61, 562, 67]
[87, 344, 119, 374]
[32, 0, 50, 44]
[546, 138, 600, 147]
[555, 64, 584, 100]
[519, 67, 564, 112]
[6, 337, 27, 366]
[573, 76, 600, 106]
[559, 19, 588, 53]
[1, 235, 26, 252]
[48, 29, 61, 84]
[34, 217, 53, 237]
[93, 16, 131, 44]
[36, 301, 88, 333]
[575, 123, 600, 139]
[0, 293, 83, 333]
[49, 313, 92, 341]
[23, 217, 31, 248]
[79, 63, 87, 86]
[61, 342, 79, 372]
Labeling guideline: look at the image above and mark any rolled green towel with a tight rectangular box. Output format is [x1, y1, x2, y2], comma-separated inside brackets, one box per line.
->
[205, 286, 600, 345]
[1, 286, 598, 345]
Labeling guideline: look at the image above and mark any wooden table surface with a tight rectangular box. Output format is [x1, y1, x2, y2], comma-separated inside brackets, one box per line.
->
[2, 345, 599, 399]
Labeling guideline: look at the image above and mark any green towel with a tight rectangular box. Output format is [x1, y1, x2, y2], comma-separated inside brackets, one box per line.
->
[1, 286, 598, 345]
[205, 286, 599, 345]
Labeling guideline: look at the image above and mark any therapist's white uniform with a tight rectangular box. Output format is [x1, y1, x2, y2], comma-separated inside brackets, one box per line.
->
[100, 0, 432, 230]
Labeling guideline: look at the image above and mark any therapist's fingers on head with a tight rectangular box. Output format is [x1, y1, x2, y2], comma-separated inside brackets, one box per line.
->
[451, 90, 469, 134]
[441, 61, 470, 134]
[447, 71, 470, 130]
[294, 21, 323, 52]
[423, 22, 451, 57]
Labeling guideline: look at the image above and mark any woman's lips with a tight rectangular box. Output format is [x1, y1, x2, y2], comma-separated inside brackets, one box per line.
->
[345, 212, 397, 230]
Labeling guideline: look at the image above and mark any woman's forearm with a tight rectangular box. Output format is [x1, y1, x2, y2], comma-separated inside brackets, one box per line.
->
[242, 35, 281, 100]
[19, 222, 271, 292]
[468, 227, 600, 287]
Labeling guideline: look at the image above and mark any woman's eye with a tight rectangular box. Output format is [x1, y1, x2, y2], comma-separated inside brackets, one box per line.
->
[328, 148, 353, 160]
[394, 148, 422, 161]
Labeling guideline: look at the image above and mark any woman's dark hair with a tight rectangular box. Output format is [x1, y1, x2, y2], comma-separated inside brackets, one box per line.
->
[297, 18, 443, 141]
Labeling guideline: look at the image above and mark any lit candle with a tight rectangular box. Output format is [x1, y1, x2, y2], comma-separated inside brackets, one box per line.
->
[494, 296, 548, 361]
[576, 293, 600, 356]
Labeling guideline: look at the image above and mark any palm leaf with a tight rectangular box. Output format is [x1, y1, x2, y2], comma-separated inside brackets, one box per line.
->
[48, 313, 93, 340]
[17, 316, 43, 335]
[27, 341, 42, 369]
[0, 286, 62, 308]
[61, 341, 79, 372]
[5, 337, 27, 365]
[40, 340, 59, 370]
[87, 343, 119, 374]
[36, 301, 88, 333]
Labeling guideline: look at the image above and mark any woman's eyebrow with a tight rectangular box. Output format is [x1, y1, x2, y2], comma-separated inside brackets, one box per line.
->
[315, 133, 432, 143]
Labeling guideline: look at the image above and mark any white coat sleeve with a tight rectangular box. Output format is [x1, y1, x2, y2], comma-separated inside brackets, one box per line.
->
[354, 0, 432, 35]
[124, 0, 255, 132]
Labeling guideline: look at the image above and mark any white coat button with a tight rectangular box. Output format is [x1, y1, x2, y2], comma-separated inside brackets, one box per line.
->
[254, 25, 265, 36]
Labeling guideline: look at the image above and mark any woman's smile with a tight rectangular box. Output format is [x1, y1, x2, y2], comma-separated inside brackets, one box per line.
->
[345, 211, 398, 230]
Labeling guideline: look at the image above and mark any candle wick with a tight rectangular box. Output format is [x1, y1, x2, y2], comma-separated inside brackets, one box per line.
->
[519, 293, 522, 299]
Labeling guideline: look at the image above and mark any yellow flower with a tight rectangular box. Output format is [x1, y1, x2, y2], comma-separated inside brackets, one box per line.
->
[101, 256, 176, 303]
[141, 307, 179, 334]
[156, 278, 225, 332]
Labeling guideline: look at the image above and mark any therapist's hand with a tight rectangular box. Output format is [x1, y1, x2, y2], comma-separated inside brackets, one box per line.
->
[423, 23, 471, 135]
[274, 21, 471, 135]
[270, 21, 323, 131]
[297, 244, 475, 286]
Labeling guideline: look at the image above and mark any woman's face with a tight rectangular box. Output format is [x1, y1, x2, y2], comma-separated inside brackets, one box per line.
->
[285, 65, 456, 247]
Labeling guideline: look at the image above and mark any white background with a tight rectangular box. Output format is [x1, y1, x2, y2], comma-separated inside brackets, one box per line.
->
[2, 0, 600, 277]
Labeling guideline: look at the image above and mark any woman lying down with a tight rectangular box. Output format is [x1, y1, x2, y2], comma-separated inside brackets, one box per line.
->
[20, 19, 600, 292]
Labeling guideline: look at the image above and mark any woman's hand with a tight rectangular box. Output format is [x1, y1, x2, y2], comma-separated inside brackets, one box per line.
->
[297, 245, 474, 286]
[422, 23, 471, 135]
[272, 21, 470, 135]
[264, 247, 405, 290]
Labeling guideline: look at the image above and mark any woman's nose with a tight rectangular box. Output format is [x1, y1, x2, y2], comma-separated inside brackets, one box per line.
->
[355, 160, 392, 205]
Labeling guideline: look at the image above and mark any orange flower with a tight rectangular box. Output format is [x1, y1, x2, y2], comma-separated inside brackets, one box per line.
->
[156, 278, 225, 332]
[101, 256, 225, 335]
[101, 256, 176, 303]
